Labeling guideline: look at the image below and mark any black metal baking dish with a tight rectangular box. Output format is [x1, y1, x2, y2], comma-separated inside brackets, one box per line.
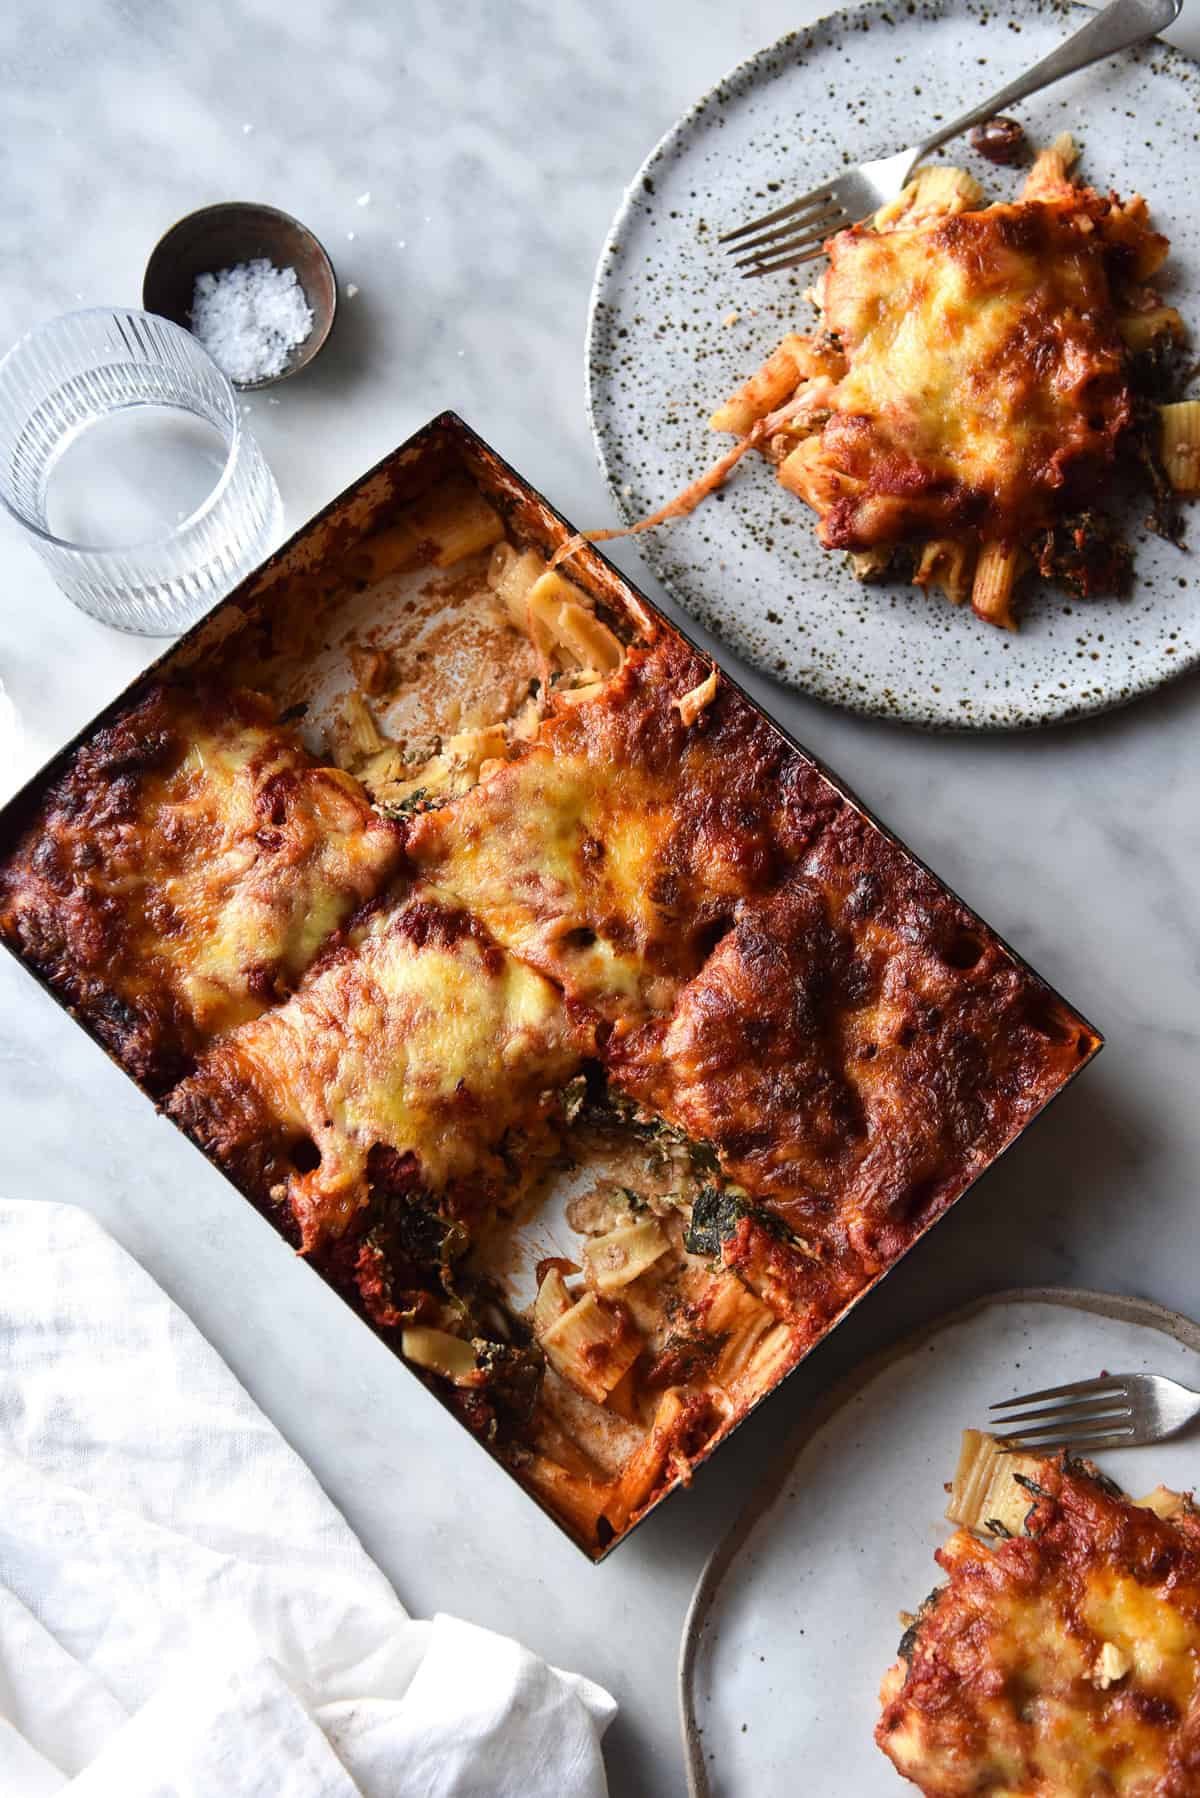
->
[0, 412, 1103, 1558]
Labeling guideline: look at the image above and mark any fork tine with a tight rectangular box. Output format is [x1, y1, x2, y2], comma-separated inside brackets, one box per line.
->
[991, 1376, 1127, 1410]
[736, 222, 839, 274]
[1001, 1427, 1139, 1455]
[997, 1411, 1133, 1445]
[994, 1397, 1133, 1429]
[726, 200, 845, 259]
[732, 216, 844, 267]
[739, 245, 831, 279]
[734, 217, 845, 269]
[739, 244, 831, 279]
[718, 186, 838, 246]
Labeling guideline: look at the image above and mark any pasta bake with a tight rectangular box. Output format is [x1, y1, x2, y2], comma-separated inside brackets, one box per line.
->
[878, 1432, 1200, 1794]
[0, 687, 402, 1091]
[0, 438, 1101, 1553]
[711, 137, 1199, 629]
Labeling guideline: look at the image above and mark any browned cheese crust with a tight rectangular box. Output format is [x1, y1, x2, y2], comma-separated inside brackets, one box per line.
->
[410, 633, 1094, 1339]
[878, 1458, 1200, 1796]
[0, 686, 402, 1089]
[709, 144, 1187, 627]
[405, 634, 838, 1019]
[609, 808, 1092, 1333]
[815, 197, 1134, 551]
[168, 889, 583, 1254]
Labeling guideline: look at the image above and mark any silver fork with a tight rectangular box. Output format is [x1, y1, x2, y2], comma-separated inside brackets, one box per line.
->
[990, 1370, 1200, 1455]
[720, 0, 1182, 278]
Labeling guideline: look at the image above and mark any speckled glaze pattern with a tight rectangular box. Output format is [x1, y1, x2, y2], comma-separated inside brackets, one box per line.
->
[587, 0, 1200, 730]
[679, 1289, 1200, 1795]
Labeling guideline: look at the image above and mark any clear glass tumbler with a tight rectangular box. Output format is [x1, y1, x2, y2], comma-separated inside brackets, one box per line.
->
[0, 308, 283, 634]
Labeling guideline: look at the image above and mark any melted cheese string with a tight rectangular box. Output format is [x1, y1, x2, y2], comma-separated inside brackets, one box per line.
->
[548, 390, 820, 573]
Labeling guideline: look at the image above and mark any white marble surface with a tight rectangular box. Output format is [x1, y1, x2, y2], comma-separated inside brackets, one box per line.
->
[2, 4, 1199, 1794]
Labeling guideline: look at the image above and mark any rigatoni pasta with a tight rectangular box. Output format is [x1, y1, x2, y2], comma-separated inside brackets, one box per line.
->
[1161, 400, 1200, 495]
[970, 542, 1023, 631]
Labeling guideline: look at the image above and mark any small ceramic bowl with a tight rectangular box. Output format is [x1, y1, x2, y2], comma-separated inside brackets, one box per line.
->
[143, 202, 337, 390]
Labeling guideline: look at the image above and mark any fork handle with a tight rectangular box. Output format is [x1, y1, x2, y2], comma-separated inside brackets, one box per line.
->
[914, 0, 1183, 162]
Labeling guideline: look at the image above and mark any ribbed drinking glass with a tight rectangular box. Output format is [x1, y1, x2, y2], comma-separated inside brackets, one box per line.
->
[0, 308, 282, 634]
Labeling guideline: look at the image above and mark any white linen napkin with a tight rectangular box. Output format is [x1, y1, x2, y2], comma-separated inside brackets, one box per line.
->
[0, 1199, 615, 1796]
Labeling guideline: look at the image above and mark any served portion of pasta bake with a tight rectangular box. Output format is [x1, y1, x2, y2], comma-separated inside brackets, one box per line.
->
[878, 1432, 1200, 1794]
[0, 467, 1099, 1553]
[711, 135, 1199, 629]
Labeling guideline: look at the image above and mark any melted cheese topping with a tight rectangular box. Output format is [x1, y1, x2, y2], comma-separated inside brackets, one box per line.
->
[609, 806, 1092, 1288]
[411, 642, 1091, 1296]
[815, 201, 1130, 548]
[152, 738, 397, 1034]
[173, 891, 582, 1251]
[0, 687, 401, 1085]
[878, 1464, 1200, 1796]
[407, 739, 679, 1016]
[406, 635, 797, 1023]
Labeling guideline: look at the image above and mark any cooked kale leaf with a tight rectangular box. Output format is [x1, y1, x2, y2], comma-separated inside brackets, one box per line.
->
[378, 785, 445, 820]
[684, 1187, 754, 1257]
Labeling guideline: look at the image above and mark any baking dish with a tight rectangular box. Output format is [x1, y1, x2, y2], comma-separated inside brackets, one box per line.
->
[0, 412, 1102, 1557]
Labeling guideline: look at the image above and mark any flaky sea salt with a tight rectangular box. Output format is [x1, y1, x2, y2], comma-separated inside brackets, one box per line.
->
[189, 258, 313, 384]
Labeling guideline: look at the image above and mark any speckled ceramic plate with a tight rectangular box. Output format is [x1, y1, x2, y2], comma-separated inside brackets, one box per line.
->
[587, 0, 1200, 729]
[679, 1287, 1200, 1794]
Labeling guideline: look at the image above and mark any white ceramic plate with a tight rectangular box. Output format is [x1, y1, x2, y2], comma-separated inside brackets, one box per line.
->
[679, 1287, 1200, 1795]
[587, 0, 1200, 729]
